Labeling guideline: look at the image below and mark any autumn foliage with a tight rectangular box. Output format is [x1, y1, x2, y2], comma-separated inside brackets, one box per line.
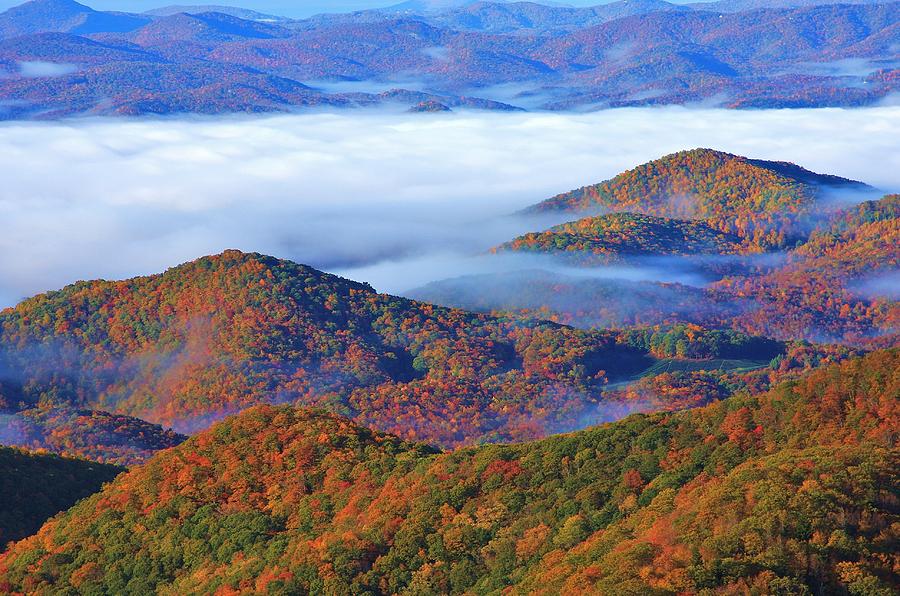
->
[525, 148, 867, 251]
[0, 250, 651, 446]
[0, 349, 895, 594]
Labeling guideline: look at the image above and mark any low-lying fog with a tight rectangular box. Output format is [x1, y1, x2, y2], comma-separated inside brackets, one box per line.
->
[1, 106, 898, 308]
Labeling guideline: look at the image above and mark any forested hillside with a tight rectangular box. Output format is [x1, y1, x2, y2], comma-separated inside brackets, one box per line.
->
[0, 406, 185, 465]
[496, 212, 743, 263]
[0, 348, 895, 594]
[421, 153, 897, 346]
[522, 148, 870, 251]
[0, 0, 895, 590]
[0, 0, 897, 116]
[0, 447, 122, 548]
[718, 194, 900, 345]
[0, 250, 670, 446]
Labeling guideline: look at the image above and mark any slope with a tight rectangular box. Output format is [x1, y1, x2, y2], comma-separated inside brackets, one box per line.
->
[0, 250, 651, 446]
[0, 2, 897, 114]
[439, 194, 897, 345]
[144, 5, 291, 23]
[523, 148, 870, 250]
[0, 348, 895, 594]
[424, 0, 689, 34]
[0, 406, 186, 466]
[717, 193, 900, 345]
[496, 212, 744, 263]
[409, 269, 726, 329]
[0, 0, 149, 39]
[0, 446, 122, 548]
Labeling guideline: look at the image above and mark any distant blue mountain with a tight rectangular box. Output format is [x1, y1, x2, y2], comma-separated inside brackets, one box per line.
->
[0, 0, 149, 37]
[0, 0, 897, 117]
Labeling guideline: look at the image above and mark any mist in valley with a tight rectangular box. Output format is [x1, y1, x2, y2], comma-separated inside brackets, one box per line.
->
[0, 106, 898, 309]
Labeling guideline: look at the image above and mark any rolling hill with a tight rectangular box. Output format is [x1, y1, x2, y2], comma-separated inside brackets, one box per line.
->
[420, 0, 691, 34]
[496, 212, 744, 264]
[527, 148, 866, 214]
[0, 0, 149, 38]
[416, 152, 896, 346]
[0, 406, 185, 466]
[521, 148, 871, 250]
[0, 348, 894, 593]
[144, 5, 291, 23]
[0, 250, 662, 446]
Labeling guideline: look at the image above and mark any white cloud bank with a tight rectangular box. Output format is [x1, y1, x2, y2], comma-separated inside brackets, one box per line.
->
[0, 106, 898, 307]
[17, 61, 79, 78]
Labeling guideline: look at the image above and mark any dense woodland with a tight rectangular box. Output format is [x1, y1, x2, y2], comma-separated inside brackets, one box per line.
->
[497, 213, 743, 263]
[3, 246, 831, 453]
[524, 148, 868, 251]
[0, 349, 895, 594]
[718, 194, 900, 346]
[1, 151, 895, 461]
[433, 152, 898, 346]
[0, 250, 644, 447]
[0, 447, 121, 548]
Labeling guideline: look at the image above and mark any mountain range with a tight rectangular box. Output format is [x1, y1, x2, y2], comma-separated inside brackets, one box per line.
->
[0, 148, 893, 463]
[0, 0, 896, 588]
[0, 0, 896, 117]
[0, 249, 659, 450]
[3, 239, 827, 461]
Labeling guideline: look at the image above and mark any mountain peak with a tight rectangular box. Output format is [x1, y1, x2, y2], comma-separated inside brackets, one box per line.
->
[143, 5, 289, 22]
[528, 147, 869, 214]
[1, 0, 92, 17]
[0, 0, 148, 37]
[129, 10, 285, 43]
[669, 147, 868, 187]
[521, 148, 873, 251]
[384, 0, 511, 15]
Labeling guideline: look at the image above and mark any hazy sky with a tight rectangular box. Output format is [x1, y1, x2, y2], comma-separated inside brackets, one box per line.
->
[0, 106, 897, 308]
[0, 0, 631, 18]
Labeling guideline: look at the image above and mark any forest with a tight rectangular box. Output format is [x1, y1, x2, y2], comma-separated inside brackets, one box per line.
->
[3, 248, 831, 454]
[0, 349, 895, 594]
[423, 154, 897, 348]
[0, 446, 121, 546]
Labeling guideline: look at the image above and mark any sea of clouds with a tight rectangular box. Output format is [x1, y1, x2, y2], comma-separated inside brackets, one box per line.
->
[0, 106, 898, 308]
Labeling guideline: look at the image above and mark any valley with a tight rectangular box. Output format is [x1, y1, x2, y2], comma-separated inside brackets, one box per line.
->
[0, 0, 896, 592]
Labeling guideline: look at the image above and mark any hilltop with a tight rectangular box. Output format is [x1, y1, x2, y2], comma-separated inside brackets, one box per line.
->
[0, 0, 148, 38]
[522, 148, 870, 250]
[0, 250, 665, 446]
